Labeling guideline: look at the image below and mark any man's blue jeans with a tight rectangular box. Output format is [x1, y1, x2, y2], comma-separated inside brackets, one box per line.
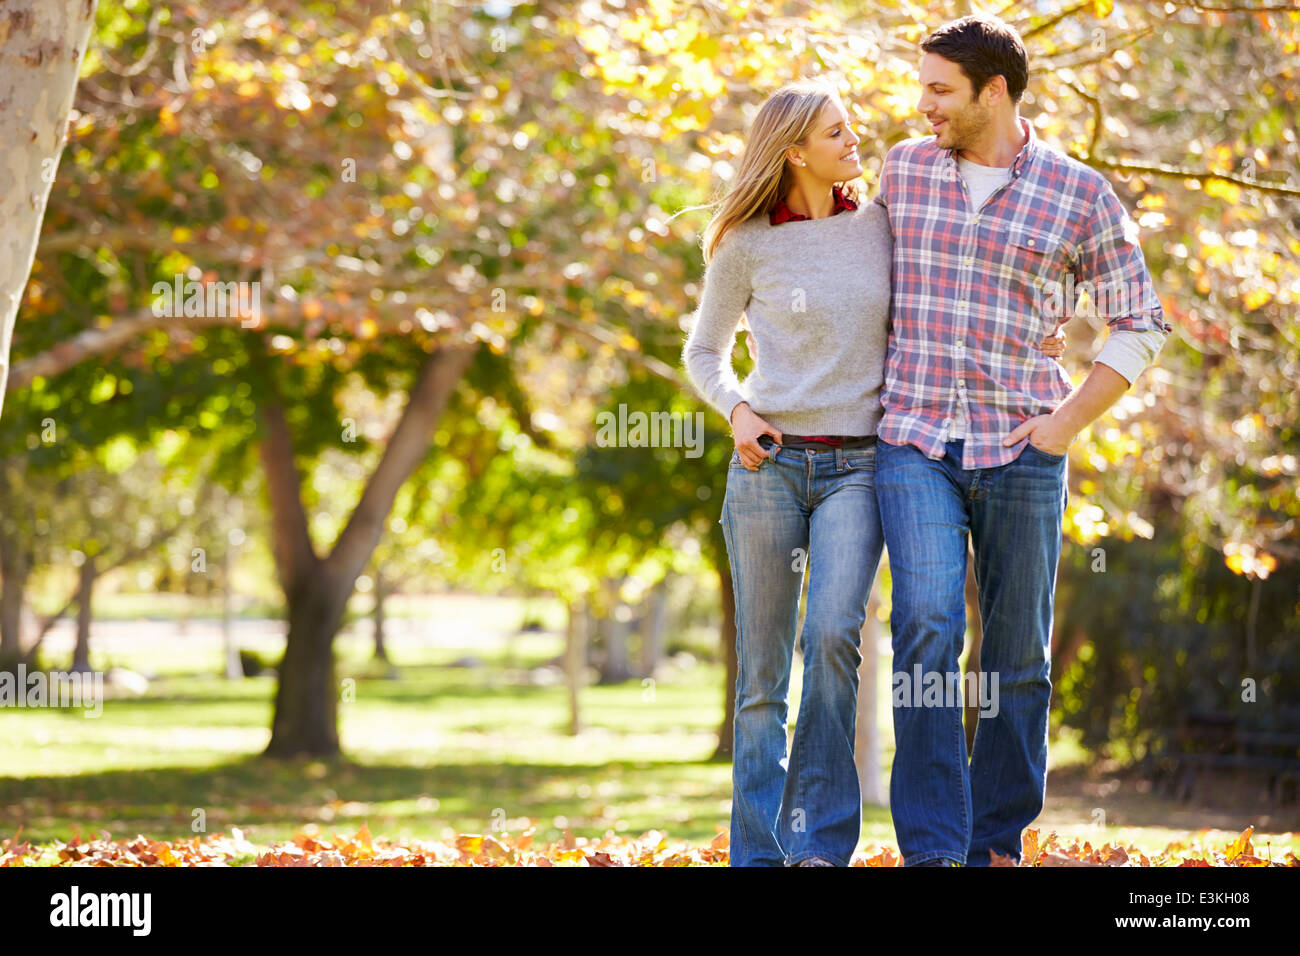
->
[721, 436, 885, 866]
[875, 437, 1068, 867]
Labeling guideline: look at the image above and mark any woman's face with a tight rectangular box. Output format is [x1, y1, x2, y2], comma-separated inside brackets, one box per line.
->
[791, 99, 862, 182]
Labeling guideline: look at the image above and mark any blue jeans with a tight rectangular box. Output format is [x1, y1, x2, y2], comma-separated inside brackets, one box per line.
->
[875, 437, 1068, 867]
[720, 435, 885, 866]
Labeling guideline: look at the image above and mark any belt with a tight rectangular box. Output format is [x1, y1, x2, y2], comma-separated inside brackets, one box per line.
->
[768, 434, 877, 450]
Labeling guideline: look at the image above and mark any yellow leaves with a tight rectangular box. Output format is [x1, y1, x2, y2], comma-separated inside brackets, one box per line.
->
[171, 226, 193, 243]
[647, 0, 678, 27]
[617, 14, 651, 44]
[576, 24, 609, 56]
[1204, 177, 1241, 203]
[808, 9, 845, 29]
[159, 106, 180, 134]
[1069, 502, 1110, 543]
[1093, 0, 1115, 16]
[1224, 542, 1277, 579]
[1022, 828, 1044, 866]
[13, 824, 1292, 868]
[1226, 826, 1253, 862]
[1242, 286, 1273, 311]
[687, 33, 720, 60]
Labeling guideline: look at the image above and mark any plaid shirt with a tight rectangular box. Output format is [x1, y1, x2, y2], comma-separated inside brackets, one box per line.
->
[873, 117, 1171, 469]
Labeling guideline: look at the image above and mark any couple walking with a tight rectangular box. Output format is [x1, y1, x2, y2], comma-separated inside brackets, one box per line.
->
[682, 15, 1170, 867]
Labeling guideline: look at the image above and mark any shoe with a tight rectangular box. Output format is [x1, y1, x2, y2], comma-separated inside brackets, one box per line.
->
[914, 858, 960, 866]
[796, 856, 836, 867]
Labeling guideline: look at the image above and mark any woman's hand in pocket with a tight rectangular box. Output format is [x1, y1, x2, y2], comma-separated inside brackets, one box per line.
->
[1037, 324, 1066, 361]
[730, 402, 783, 470]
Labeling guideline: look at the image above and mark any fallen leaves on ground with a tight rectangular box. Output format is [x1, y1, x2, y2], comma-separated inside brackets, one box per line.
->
[0, 823, 1295, 867]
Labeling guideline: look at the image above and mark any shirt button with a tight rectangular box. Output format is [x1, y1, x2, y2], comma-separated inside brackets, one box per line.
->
[955, 338, 964, 347]
[957, 379, 966, 387]
[964, 256, 973, 265]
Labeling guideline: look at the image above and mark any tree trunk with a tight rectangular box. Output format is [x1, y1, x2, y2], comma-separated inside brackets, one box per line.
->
[71, 553, 96, 673]
[712, 555, 738, 760]
[264, 581, 350, 758]
[0, 0, 98, 420]
[639, 576, 668, 678]
[372, 566, 389, 664]
[597, 595, 631, 684]
[855, 577, 886, 805]
[221, 539, 241, 679]
[258, 341, 476, 758]
[0, 538, 29, 662]
[1052, 624, 1089, 684]
[566, 595, 587, 736]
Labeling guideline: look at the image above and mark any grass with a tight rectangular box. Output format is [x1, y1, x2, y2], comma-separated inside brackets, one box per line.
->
[2, 598, 1297, 862]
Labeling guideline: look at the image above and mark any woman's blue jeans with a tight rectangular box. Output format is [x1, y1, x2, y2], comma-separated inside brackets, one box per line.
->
[874, 437, 1068, 867]
[720, 435, 885, 866]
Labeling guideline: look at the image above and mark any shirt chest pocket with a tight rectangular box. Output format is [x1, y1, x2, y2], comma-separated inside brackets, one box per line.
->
[1000, 226, 1072, 300]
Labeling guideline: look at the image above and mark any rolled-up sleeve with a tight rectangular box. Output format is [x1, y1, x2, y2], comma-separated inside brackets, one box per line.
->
[1071, 180, 1175, 356]
[1093, 328, 1167, 386]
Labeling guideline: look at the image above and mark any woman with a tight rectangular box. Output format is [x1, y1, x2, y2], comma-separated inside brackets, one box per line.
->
[682, 78, 1063, 867]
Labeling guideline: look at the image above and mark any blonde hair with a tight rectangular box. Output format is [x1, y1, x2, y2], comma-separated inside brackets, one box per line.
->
[700, 78, 861, 265]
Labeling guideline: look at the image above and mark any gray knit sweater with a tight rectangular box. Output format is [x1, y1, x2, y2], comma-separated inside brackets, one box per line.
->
[681, 200, 893, 436]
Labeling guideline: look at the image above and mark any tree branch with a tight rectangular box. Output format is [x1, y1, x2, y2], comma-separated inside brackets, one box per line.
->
[1018, 1, 1094, 40]
[325, 340, 478, 588]
[1075, 154, 1300, 196]
[544, 314, 689, 389]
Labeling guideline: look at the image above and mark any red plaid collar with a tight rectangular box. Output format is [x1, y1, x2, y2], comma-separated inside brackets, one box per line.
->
[770, 183, 858, 225]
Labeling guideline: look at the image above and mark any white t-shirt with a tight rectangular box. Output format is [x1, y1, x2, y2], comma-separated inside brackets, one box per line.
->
[948, 158, 1013, 440]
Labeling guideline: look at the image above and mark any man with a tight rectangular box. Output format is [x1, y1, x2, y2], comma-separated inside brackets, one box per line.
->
[872, 15, 1171, 866]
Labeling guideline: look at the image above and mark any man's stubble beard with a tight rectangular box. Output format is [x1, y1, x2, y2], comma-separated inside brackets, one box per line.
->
[940, 100, 990, 153]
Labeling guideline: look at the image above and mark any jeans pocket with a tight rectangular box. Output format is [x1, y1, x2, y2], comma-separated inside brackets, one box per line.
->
[1023, 440, 1066, 463]
[730, 448, 769, 471]
[845, 448, 877, 472]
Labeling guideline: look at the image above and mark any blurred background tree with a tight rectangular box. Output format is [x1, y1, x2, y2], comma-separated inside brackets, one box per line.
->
[2, 0, 1296, 774]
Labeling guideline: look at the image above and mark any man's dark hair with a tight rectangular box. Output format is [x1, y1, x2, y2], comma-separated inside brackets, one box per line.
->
[921, 15, 1029, 104]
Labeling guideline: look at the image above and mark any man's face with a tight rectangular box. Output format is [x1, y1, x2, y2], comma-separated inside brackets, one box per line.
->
[917, 52, 991, 151]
